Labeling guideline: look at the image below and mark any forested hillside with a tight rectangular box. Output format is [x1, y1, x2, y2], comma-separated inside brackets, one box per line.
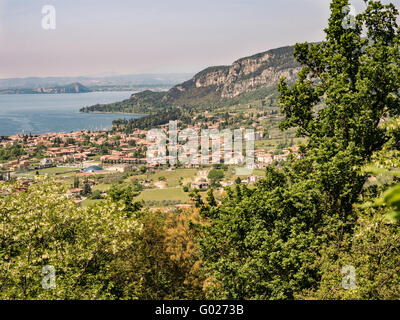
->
[80, 46, 300, 114]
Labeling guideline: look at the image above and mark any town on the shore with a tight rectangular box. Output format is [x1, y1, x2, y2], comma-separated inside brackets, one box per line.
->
[0, 118, 301, 208]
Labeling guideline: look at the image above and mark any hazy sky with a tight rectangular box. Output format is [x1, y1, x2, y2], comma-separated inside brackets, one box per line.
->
[0, 0, 399, 79]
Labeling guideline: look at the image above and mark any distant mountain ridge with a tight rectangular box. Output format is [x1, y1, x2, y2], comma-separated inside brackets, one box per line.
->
[35, 82, 91, 94]
[81, 45, 300, 113]
[0, 82, 91, 94]
[0, 73, 193, 90]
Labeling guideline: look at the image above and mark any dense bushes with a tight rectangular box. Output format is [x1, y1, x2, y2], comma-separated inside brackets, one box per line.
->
[0, 179, 205, 299]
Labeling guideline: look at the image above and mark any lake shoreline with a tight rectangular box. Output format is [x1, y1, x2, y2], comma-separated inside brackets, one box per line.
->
[79, 110, 147, 116]
[0, 91, 140, 136]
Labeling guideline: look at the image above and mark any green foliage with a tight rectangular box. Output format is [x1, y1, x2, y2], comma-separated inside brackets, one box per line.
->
[206, 189, 217, 207]
[361, 117, 400, 222]
[90, 190, 103, 200]
[198, 0, 400, 300]
[107, 210, 206, 299]
[199, 168, 327, 299]
[277, 0, 400, 219]
[0, 179, 140, 299]
[207, 169, 224, 186]
[113, 107, 183, 133]
[379, 185, 400, 222]
[139, 165, 147, 174]
[80, 90, 167, 114]
[82, 181, 92, 196]
[107, 183, 143, 215]
[0, 144, 25, 162]
[299, 209, 400, 300]
[189, 189, 203, 208]
[0, 179, 206, 300]
[73, 177, 80, 189]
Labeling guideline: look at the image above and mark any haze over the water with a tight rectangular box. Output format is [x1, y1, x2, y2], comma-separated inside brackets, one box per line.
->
[0, 91, 138, 136]
[0, 0, 398, 79]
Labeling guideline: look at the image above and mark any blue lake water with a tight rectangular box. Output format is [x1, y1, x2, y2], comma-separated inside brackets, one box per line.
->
[0, 91, 141, 136]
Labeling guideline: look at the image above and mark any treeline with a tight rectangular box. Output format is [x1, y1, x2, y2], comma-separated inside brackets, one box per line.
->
[112, 107, 189, 133]
[80, 90, 167, 115]
[0, 143, 25, 162]
[0, 180, 205, 299]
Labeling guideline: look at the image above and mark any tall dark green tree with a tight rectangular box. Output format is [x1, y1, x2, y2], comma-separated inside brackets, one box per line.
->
[278, 0, 400, 222]
[206, 189, 217, 207]
[199, 0, 400, 299]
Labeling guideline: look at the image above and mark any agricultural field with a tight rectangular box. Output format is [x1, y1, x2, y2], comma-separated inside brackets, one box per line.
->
[224, 167, 266, 182]
[135, 187, 190, 204]
[12, 167, 79, 178]
[146, 168, 198, 187]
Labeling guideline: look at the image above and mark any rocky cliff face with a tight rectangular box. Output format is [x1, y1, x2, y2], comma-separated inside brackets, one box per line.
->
[220, 47, 299, 98]
[154, 45, 300, 105]
[83, 45, 300, 113]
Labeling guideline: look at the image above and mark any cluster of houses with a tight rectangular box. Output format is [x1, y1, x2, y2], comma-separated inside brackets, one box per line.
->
[145, 127, 300, 169]
[0, 155, 31, 171]
[254, 145, 300, 168]
[0, 120, 301, 175]
[0, 129, 149, 172]
[189, 174, 262, 191]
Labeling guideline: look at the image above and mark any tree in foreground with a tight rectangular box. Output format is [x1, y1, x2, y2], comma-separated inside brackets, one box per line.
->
[198, 0, 400, 299]
[0, 179, 206, 299]
[0, 179, 140, 299]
